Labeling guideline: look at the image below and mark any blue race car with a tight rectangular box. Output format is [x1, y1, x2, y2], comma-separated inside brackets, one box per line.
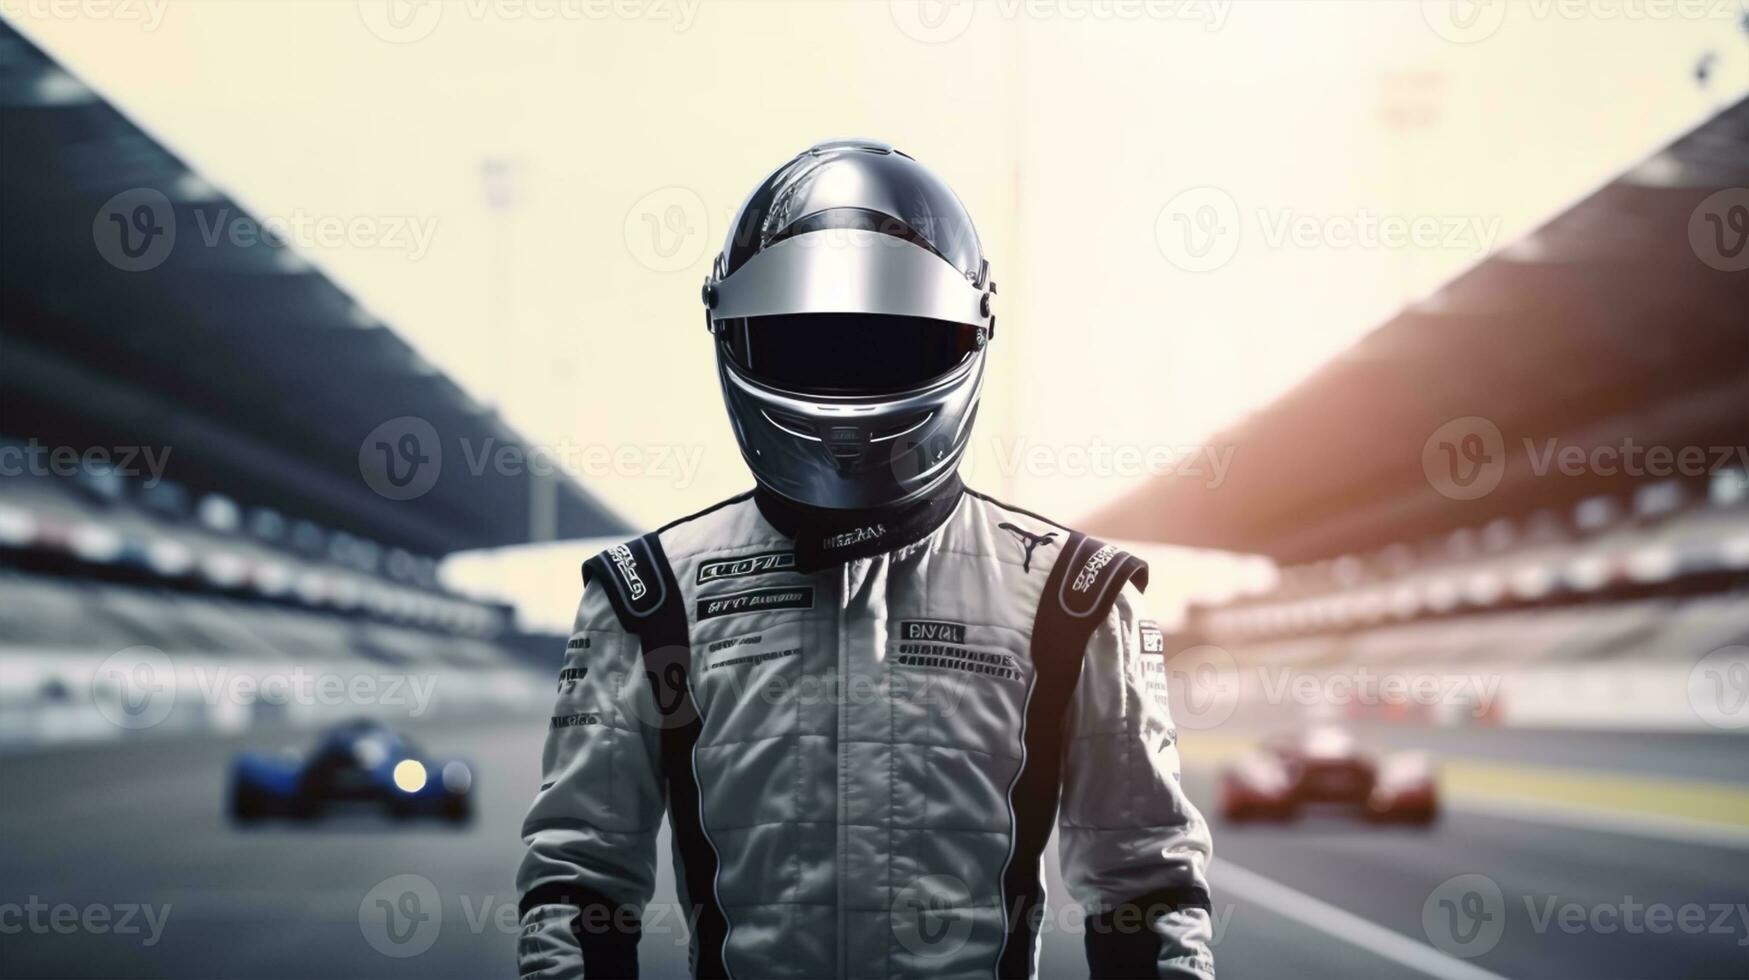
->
[229, 719, 473, 823]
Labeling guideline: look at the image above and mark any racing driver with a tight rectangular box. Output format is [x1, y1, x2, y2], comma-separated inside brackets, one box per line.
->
[517, 140, 1214, 979]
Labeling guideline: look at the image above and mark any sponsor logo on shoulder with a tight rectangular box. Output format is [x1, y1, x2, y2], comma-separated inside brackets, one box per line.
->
[608, 543, 647, 600]
[696, 586, 815, 621]
[594, 537, 665, 618]
[1057, 537, 1137, 620]
[697, 550, 796, 584]
[565, 635, 590, 651]
[823, 524, 885, 550]
[1072, 544, 1119, 593]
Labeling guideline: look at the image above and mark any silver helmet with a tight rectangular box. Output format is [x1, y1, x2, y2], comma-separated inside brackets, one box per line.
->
[703, 139, 996, 510]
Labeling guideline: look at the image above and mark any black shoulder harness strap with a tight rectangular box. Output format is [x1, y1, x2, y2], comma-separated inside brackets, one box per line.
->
[581, 533, 729, 979]
[998, 531, 1148, 979]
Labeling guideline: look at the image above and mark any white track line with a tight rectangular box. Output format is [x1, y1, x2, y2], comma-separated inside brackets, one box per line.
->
[1452, 797, 1749, 851]
[1213, 861, 1513, 980]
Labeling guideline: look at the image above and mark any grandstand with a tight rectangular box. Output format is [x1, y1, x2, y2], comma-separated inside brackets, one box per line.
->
[0, 23, 628, 745]
[1093, 97, 1749, 732]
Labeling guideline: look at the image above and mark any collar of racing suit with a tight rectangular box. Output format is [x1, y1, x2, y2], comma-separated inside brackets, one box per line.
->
[754, 473, 965, 573]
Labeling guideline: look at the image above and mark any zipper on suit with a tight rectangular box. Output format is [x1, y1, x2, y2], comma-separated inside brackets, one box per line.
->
[835, 560, 850, 979]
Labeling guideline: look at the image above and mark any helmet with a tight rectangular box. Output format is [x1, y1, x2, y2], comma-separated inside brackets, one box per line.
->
[702, 139, 996, 510]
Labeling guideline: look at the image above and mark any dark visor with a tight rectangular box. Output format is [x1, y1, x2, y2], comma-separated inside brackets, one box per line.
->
[722, 314, 979, 395]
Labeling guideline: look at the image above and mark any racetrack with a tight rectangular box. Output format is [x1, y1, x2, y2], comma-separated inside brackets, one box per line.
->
[2, 718, 1745, 979]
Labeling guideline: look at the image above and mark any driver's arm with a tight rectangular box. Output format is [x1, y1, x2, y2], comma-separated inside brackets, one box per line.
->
[516, 578, 665, 978]
[1059, 581, 1215, 980]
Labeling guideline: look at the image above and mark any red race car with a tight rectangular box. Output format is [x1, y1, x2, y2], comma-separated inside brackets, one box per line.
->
[1219, 726, 1437, 825]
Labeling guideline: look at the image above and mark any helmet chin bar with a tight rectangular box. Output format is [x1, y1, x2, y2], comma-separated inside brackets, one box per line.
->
[717, 352, 984, 511]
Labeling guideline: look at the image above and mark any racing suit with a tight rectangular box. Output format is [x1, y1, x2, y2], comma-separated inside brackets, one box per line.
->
[517, 477, 1214, 979]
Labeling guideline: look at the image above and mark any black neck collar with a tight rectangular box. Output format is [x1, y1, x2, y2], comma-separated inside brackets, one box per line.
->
[755, 475, 964, 573]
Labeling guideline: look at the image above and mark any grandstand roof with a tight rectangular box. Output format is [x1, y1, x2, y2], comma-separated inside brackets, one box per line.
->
[0, 23, 628, 555]
[1091, 95, 1749, 563]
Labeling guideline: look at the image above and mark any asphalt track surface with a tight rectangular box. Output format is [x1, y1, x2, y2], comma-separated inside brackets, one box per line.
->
[2, 717, 1745, 980]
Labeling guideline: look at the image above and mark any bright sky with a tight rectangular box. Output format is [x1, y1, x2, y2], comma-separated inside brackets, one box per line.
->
[11, 1, 1746, 626]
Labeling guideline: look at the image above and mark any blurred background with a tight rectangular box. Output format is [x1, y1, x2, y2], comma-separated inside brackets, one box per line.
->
[1, 2, 1746, 978]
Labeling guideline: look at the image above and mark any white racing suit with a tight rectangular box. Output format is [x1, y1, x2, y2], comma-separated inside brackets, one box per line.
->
[517, 480, 1214, 979]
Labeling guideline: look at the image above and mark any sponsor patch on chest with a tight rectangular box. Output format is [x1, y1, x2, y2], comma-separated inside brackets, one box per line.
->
[892, 620, 1020, 682]
[696, 550, 796, 584]
[704, 633, 803, 671]
[696, 585, 815, 621]
[898, 619, 967, 644]
[707, 646, 801, 672]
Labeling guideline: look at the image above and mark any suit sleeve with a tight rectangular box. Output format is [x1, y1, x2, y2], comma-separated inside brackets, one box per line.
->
[1058, 581, 1215, 980]
[516, 578, 665, 979]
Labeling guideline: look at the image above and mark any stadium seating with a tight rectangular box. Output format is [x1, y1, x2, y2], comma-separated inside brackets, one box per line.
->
[1195, 480, 1748, 672]
[0, 459, 549, 748]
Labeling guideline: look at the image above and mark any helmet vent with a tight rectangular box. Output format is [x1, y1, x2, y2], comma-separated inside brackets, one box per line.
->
[761, 409, 822, 441]
[870, 412, 934, 443]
